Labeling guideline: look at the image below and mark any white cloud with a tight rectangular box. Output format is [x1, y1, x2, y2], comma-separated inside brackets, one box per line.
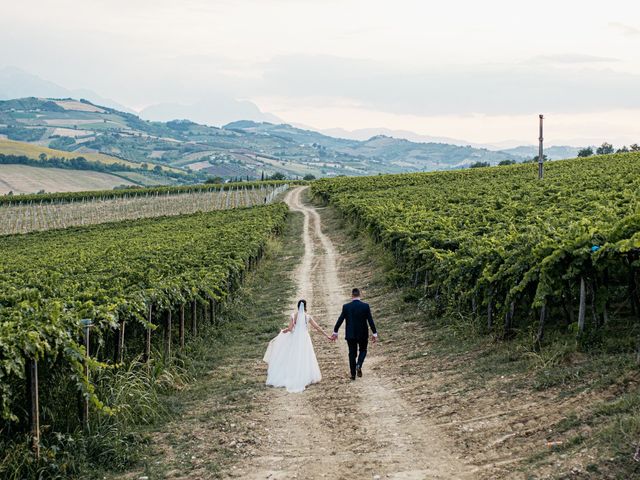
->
[256, 54, 640, 116]
[609, 22, 640, 36]
[2, 0, 640, 144]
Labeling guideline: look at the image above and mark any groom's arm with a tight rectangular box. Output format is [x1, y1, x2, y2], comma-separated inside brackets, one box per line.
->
[332, 305, 346, 338]
[366, 305, 378, 340]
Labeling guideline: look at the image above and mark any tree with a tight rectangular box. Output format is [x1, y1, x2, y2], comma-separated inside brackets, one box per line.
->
[153, 165, 163, 173]
[303, 174, 317, 181]
[204, 176, 223, 184]
[616, 146, 630, 153]
[469, 161, 490, 168]
[260, 171, 265, 181]
[39, 153, 47, 162]
[498, 159, 516, 166]
[531, 154, 548, 163]
[577, 147, 593, 158]
[269, 172, 287, 180]
[596, 142, 614, 155]
[630, 144, 640, 152]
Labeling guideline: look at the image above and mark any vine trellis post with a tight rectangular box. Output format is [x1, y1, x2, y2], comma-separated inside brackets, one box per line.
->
[80, 318, 93, 432]
[577, 276, 587, 335]
[538, 114, 544, 180]
[191, 299, 197, 336]
[163, 310, 172, 360]
[179, 304, 185, 350]
[26, 358, 40, 458]
[144, 305, 152, 363]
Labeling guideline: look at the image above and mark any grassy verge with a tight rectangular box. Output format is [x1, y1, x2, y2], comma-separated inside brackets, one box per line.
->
[315, 195, 640, 480]
[102, 210, 304, 479]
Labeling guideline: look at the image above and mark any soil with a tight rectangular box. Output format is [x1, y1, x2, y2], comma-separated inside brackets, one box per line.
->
[229, 187, 475, 479]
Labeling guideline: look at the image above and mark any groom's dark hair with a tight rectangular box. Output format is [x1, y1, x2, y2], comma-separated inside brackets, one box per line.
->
[351, 288, 361, 297]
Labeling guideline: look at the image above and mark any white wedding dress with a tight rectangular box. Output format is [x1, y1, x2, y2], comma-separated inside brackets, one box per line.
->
[263, 304, 322, 393]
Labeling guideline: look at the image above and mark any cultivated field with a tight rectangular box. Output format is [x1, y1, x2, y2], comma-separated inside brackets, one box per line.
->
[0, 183, 289, 234]
[0, 138, 140, 168]
[0, 164, 134, 194]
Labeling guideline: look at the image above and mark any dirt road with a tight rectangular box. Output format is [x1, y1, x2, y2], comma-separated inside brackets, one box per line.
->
[231, 187, 474, 479]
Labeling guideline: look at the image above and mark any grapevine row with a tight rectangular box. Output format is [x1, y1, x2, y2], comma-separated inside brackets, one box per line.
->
[0, 203, 288, 428]
[0, 183, 288, 235]
[0, 179, 292, 205]
[312, 153, 640, 344]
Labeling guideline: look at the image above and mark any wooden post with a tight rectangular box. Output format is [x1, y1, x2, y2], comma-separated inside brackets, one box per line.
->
[538, 114, 544, 180]
[191, 299, 197, 336]
[26, 358, 40, 458]
[114, 320, 125, 364]
[577, 276, 586, 334]
[210, 298, 216, 324]
[504, 301, 515, 338]
[179, 304, 185, 350]
[536, 302, 547, 345]
[144, 305, 152, 363]
[164, 309, 172, 360]
[80, 319, 92, 432]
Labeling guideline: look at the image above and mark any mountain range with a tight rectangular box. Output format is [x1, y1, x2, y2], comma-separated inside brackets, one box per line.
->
[0, 66, 583, 157]
[0, 94, 585, 183]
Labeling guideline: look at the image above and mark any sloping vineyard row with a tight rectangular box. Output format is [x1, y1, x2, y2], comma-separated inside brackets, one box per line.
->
[312, 153, 640, 344]
[0, 203, 288, 425]
[0, 179, 292, 205]
[0, 183, 288, 235]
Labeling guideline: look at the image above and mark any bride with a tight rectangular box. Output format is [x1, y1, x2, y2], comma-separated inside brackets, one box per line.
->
[263, 299, 331, 393]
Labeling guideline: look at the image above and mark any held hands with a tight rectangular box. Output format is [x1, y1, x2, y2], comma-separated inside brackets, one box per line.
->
[329, 332, 338, 342]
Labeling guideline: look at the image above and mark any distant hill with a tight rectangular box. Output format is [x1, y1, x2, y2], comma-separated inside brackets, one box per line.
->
[0, 66, 135, 113]
[0, 96, 562, 181]
[140, 97, 282, 127]
[499, 145, 580, 160]
[319, 126, 487, 148]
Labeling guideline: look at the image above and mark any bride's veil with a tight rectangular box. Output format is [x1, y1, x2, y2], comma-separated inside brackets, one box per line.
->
[292, 301, 307, 337]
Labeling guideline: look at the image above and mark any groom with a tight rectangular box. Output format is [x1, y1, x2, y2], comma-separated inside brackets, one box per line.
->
[331, 288, 378, 380]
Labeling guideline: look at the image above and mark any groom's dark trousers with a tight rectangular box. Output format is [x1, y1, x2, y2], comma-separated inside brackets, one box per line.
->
[347, 338, 368, 378]
[334, 299, 377, 378]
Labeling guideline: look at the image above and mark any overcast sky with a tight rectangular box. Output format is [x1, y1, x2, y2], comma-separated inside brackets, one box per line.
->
[2, 0, 640, 145]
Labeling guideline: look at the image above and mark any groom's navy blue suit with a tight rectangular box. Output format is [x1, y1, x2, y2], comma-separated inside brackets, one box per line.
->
[333, 299, 377, 378]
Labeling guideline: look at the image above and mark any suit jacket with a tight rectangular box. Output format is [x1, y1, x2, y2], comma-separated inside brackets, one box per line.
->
[334, 299, 377, 341]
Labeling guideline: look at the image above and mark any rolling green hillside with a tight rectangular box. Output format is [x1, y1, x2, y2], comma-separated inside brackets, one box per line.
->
[0, 97, 523, 180]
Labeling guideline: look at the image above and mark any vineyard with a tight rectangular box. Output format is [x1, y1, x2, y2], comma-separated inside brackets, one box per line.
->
[0, 202, 288, 475]
[0, 183, 288, 234]
[312, 153, 640, 347]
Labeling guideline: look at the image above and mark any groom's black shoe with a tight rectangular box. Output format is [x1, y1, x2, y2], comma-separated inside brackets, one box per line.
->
[356, 366, 363, 378]
[350, 374, 356, 380]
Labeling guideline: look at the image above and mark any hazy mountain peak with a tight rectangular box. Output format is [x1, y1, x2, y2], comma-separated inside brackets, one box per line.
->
[0, 66, 136, 114]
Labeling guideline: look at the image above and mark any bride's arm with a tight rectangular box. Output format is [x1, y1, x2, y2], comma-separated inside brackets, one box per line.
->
[281, 314, 295, 333]
[308, 315, 331, 338]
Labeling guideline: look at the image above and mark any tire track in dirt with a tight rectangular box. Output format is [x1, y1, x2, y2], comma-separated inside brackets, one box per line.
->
[231, 187, 474, 479]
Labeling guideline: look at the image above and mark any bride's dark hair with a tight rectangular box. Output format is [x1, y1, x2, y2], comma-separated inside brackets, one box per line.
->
[297, 299, 307, 311]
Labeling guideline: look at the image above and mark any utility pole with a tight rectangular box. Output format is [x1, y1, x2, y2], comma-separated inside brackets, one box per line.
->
[538, 114, 544, 180]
